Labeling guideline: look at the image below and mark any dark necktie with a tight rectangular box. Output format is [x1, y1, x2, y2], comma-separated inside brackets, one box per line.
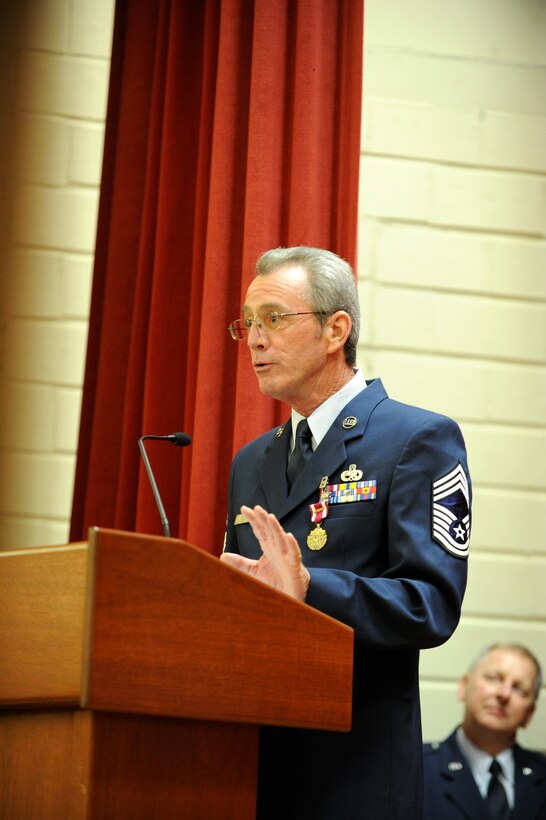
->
[487, 759, 510, 820]
[287, 419, 312, 489]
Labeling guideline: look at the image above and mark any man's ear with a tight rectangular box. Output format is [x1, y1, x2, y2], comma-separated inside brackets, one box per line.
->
[325, 310, 351, 353]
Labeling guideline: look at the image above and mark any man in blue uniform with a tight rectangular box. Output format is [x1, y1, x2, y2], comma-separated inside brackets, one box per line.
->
[423, 643, 545, 820]
[221, 246, 471, 820]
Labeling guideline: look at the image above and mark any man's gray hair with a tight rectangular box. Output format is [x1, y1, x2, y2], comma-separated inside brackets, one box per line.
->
[255, 246, 360, 366]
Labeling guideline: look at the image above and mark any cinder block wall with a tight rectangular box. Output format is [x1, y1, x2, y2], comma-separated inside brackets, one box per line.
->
[360, 0, 546, 750]
[0, 0, 114, 546]
[0, 0, 544, 747]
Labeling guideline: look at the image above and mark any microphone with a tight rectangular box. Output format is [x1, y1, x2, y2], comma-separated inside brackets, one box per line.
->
[138, 432, 192, 537]
[141, 432, 192, 447]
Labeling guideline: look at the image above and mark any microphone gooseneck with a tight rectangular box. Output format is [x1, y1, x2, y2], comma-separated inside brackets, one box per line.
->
[141, 432, 192, 447]
[138, 432, 192, 537]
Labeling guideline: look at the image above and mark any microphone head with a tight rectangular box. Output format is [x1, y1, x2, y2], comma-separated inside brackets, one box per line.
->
[168, 431, 192, 447]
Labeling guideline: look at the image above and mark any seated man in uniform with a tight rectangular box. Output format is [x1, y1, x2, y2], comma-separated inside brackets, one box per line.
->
[423, 643, 545, 820]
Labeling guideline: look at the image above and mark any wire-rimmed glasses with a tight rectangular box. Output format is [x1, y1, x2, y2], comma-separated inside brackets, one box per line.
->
[228, 310, 325, 340]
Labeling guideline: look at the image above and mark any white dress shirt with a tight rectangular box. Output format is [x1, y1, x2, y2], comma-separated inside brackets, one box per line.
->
[456, 727, 515, 809]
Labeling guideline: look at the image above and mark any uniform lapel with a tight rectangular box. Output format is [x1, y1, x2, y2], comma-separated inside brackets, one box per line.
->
[436, 732, 491, 820]
[277, 379, 389, 521]
[513, 744, 546, 820]
[255, 379, 389, 521]
[279, 420, 349, 518]
[257, 422, 292, 518]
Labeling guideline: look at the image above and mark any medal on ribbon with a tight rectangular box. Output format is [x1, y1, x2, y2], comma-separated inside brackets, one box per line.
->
[307, 477, 329, 550]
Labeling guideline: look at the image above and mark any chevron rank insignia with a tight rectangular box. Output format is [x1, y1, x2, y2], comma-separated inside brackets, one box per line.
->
[431, 463, 470, 558]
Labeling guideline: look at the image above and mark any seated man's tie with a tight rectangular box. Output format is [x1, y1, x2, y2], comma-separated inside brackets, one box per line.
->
[486, 759, 511, 820]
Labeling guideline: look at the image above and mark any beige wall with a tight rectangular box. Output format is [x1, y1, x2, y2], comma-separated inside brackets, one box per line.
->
[0, 0, 544, 747]
[0, 0, 114, 546]
[360, 0, 546, 750]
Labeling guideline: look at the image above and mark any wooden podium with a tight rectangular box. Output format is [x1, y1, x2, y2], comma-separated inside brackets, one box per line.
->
[0, 528, 353, 819]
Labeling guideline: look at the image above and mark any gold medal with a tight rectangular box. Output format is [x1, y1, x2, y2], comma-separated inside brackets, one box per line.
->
[307, 523, 328, 550]
[307, 479, 330, 551]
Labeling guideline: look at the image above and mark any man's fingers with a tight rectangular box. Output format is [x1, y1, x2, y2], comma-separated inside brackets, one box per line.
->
[241, 504, 270, 544]
[236, 505, 309, 602]
[241, 504, 302, 565]
[242, 505, 287, 555]
[220, 552, 257, 574]
[283, 531, 302, 563]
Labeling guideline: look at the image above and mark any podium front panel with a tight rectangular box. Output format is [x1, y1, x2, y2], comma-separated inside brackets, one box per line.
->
[82, 528, 353, 731]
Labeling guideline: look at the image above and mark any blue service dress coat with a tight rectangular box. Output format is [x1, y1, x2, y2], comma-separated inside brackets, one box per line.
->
[224, 378, 471, 820]
[423, 730, 546, 820]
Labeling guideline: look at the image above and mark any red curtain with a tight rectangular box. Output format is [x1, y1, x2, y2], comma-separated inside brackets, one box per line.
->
[70, 0, 364, 554]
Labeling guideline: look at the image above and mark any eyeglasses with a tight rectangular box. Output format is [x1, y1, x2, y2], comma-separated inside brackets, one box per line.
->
[228, 310, 325, 340]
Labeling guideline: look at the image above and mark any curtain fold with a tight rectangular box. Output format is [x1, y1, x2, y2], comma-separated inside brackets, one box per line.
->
[70, 0, 364, 554]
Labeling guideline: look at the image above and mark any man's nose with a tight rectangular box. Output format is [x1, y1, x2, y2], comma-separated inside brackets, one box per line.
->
[247, 320, 267, 348]
[495, 680, 512, 701]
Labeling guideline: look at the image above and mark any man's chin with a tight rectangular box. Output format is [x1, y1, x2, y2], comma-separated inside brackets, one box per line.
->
[259, 386, 283, 402]
[255, 374, 281, 399]
[479, 712, 511, 730]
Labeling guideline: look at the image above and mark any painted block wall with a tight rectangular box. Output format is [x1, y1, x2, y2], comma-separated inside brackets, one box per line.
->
[360, 0, 546, 750]
[0, 0, 544, 748]
[0, 0, 114, 546]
